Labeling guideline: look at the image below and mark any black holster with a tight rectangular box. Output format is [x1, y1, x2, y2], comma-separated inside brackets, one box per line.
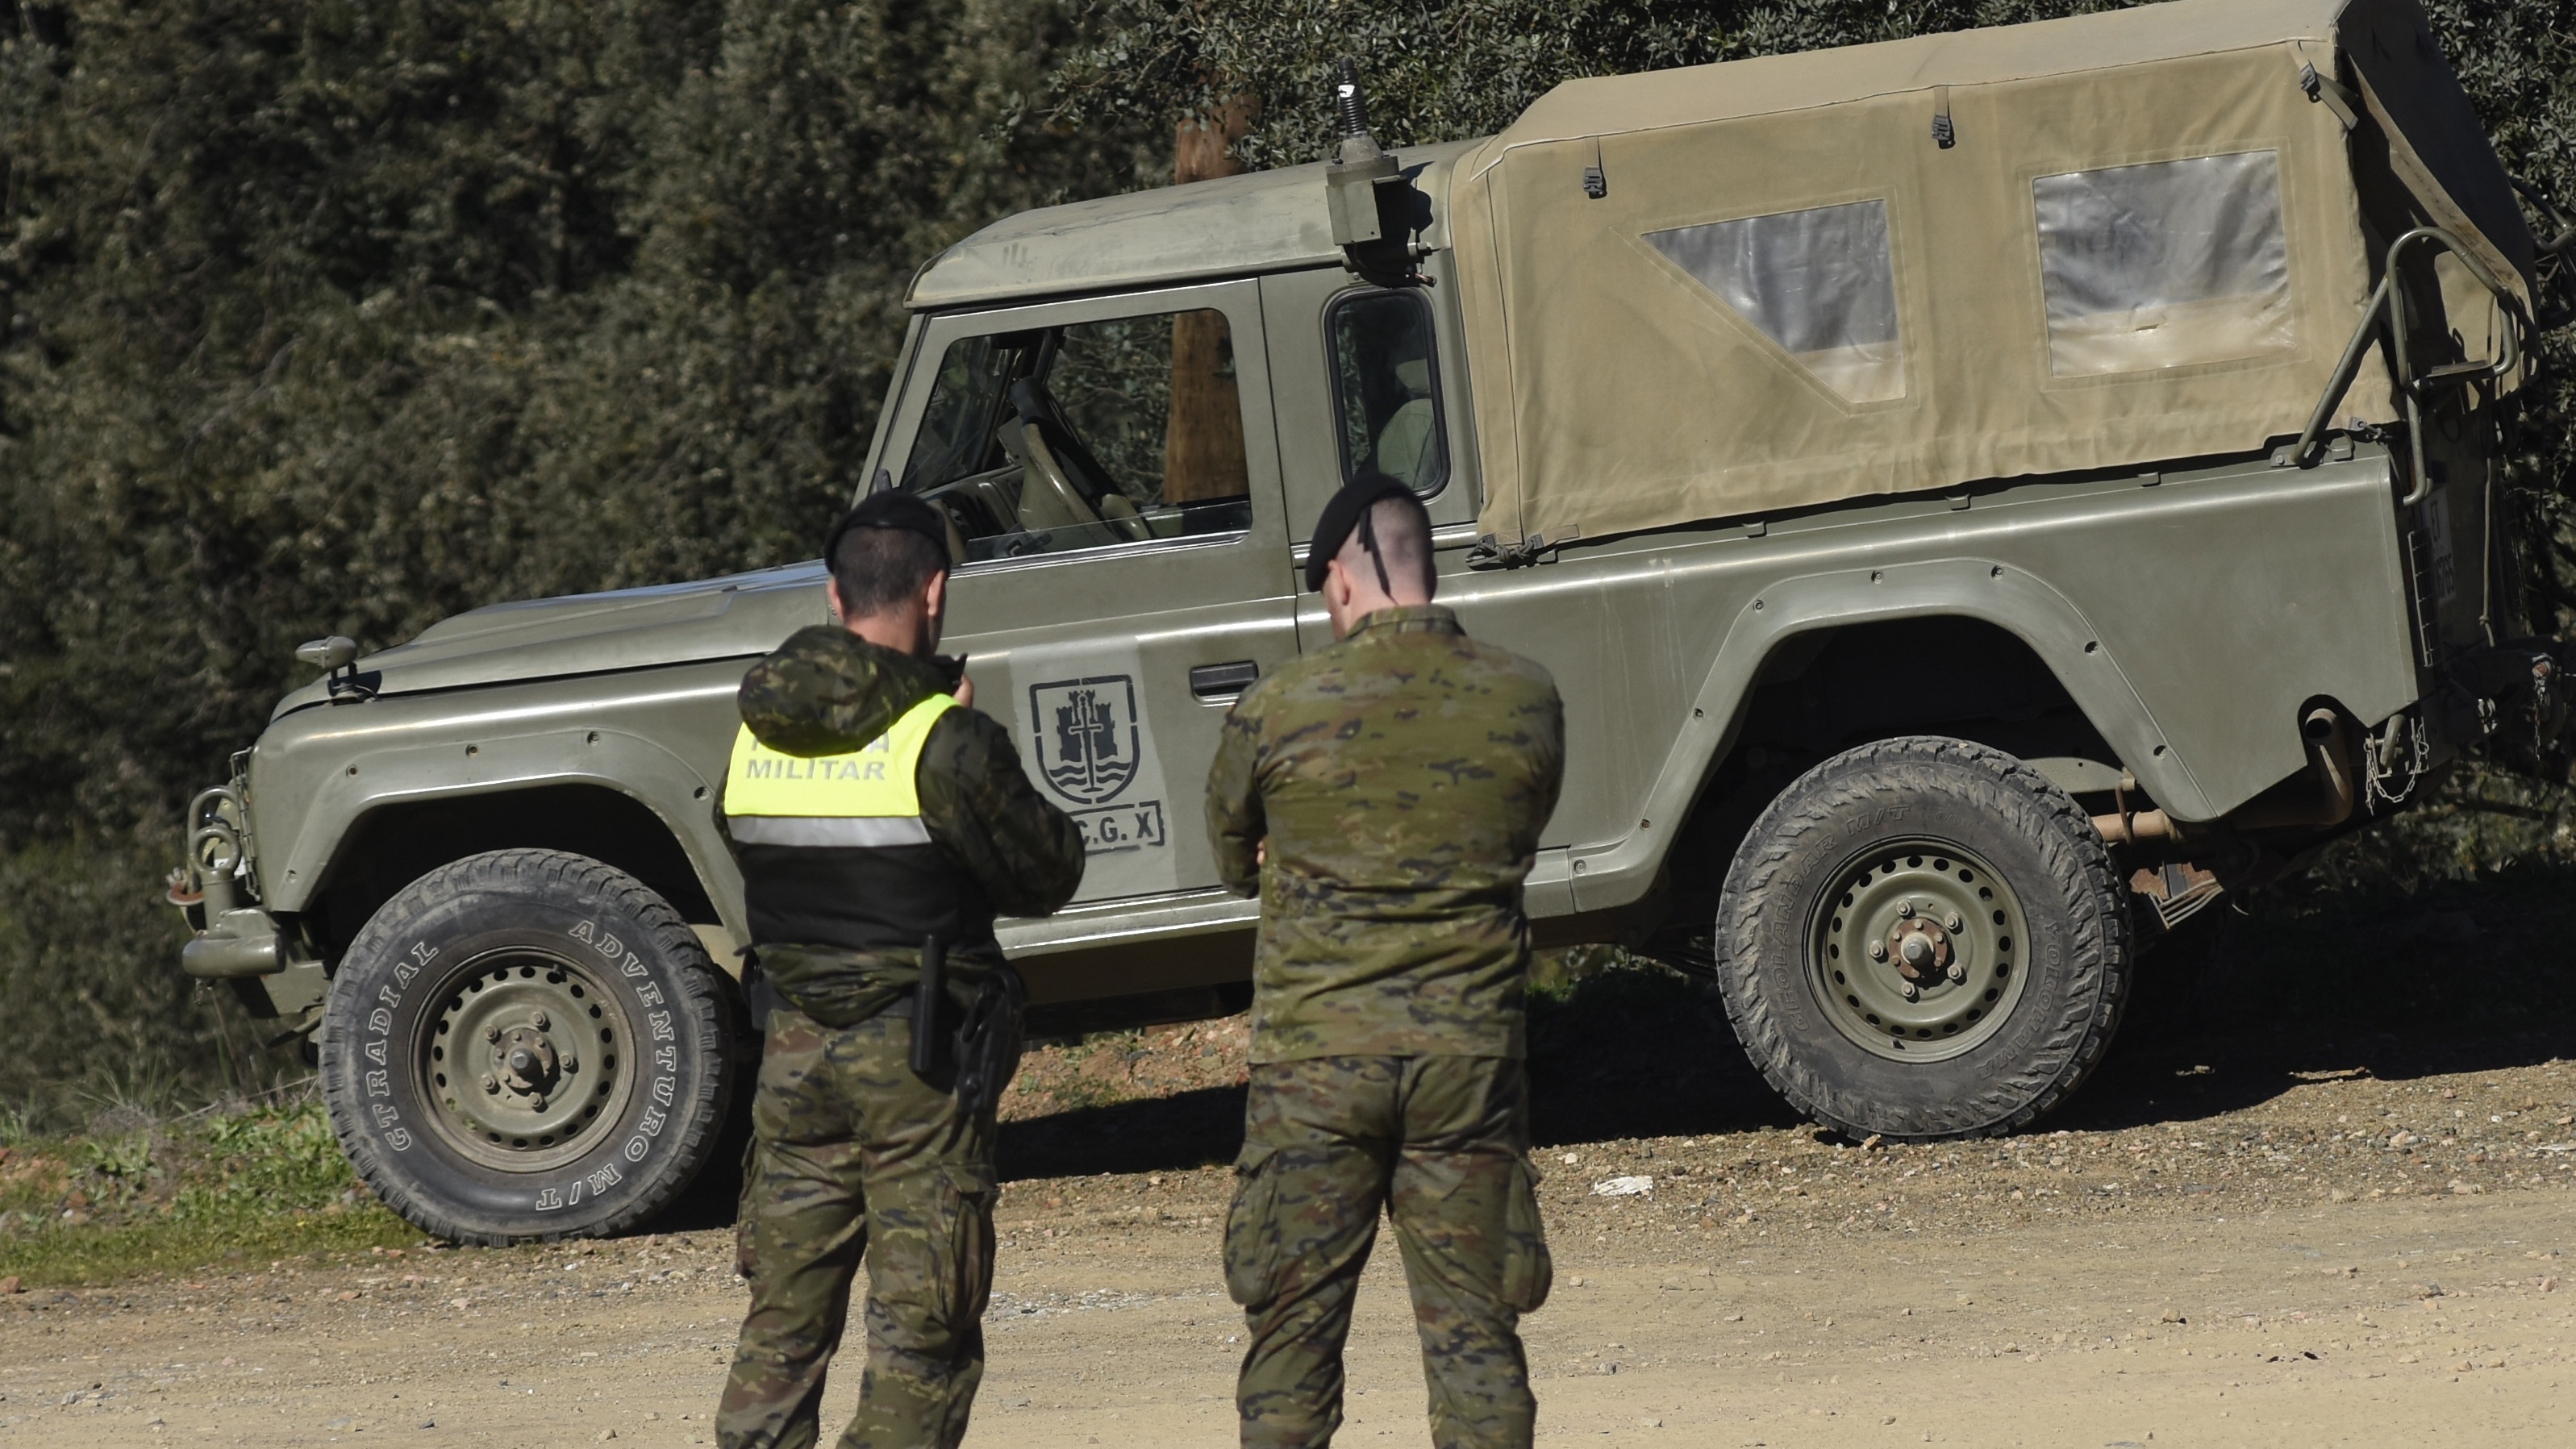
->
[949, 965, 1027, 1118]
[904, 938, 1024, 1117]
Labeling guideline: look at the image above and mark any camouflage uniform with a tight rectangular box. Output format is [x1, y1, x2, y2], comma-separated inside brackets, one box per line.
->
[719, 625, 1084, 1449]
[1204, 603, 1565, 1449]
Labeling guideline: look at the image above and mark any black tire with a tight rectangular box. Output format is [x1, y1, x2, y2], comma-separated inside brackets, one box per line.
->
[318, 849, 746, 1244]
[1707, 736, 2131, 1140]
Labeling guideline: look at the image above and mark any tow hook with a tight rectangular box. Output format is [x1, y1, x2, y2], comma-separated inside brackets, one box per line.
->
[177, 815, 283, 979]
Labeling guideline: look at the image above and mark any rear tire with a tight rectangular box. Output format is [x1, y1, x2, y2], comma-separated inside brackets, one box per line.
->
[318, 849, 745, 1243]
[1708, 737, 2130, 1140]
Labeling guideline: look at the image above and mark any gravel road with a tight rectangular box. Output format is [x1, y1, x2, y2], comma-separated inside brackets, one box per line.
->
[4, 1041, 2573, 1447]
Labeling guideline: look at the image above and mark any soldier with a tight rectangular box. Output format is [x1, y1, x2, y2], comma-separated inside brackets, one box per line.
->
[1204, 473, 1567, 1449]
[716, 492, 1086, 1449]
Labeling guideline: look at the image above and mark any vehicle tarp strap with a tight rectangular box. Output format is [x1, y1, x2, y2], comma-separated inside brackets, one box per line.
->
[722, 693, 957, 848]
[1447, 0, 2523, 552]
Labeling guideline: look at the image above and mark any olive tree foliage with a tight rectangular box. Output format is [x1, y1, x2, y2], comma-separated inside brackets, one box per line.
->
[0, 0, 1154, 1116]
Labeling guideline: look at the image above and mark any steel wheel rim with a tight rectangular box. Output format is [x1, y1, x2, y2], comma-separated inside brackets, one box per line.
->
[417, 947, 636, 1172]
[1807, 838, 2033, 1064]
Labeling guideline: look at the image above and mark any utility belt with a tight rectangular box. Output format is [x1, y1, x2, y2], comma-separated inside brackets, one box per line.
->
[744, 940, 1026, 1117]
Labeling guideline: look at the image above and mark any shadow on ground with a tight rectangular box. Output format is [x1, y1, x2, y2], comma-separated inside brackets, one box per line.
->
[2062, 859, 2576, 1130]
[983, 860, 2576, 1181]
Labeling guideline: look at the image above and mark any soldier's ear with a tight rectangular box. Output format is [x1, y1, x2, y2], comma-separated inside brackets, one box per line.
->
[825, 576, 847, 624]
[922, 568, 949, 621]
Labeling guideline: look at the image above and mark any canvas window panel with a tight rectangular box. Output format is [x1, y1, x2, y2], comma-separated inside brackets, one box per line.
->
[1646, 199, 1907, 404]
[2034, 151, 2294, 377]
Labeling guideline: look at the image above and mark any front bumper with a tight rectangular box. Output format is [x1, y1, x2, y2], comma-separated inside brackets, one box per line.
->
[181, 908, 283, 979]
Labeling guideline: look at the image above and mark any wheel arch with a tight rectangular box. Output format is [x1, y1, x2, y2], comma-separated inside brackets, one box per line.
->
[1579, 556, 2200, 914]
[301, 781, 735, 971]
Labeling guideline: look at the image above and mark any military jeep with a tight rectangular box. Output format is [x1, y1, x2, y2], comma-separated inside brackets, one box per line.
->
[176, 0, 2574, 1243]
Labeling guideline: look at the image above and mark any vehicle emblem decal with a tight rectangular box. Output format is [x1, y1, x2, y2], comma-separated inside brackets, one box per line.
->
[1029, 675, 1143, 806]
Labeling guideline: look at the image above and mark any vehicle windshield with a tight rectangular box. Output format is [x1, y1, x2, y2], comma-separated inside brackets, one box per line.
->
[897, 308, 1253, 564]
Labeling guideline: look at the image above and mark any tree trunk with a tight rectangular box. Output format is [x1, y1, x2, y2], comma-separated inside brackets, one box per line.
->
[1165, 98, 1257, 504]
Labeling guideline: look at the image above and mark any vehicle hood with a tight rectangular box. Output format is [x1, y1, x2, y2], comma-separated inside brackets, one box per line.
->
[272, 562, 829, 718]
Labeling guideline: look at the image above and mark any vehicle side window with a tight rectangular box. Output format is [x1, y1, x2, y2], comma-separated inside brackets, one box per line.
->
[898, 309, 1253, 564]
[2032, 150, 2292, 378]
[1327, 289, 1447, 494]
[1646, 200, 1906, 404]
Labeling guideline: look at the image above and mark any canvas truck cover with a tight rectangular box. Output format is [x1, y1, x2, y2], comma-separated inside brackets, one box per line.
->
[1449, 0, 2537, 551]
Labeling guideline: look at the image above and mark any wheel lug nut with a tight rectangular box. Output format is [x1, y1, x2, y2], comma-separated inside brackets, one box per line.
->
[561, 1054, 579, 1074]
[531, 1093, 548, 1111]
[1900, 982, 1920, 1001]
[1947, 964, 1967, 984]
[532, 1011, 550, 1031]
[485, 1026, 502, 1044]
[1896, 901, 1915, 918]
[1946, 913, 1965, 932]
[1869, 942, 1889, 961]
[481, 1074, 499, 1094]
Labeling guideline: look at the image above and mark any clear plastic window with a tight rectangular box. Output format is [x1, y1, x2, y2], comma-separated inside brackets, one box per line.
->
[1326, 290, 1448, 493]
[896, 309, 1253, 564]
[1647, 199, 1906, 404]
[2032, 151, 2293, 377]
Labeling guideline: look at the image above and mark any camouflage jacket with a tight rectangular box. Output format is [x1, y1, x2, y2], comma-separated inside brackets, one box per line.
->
[1205, 605, 1565, 1061]
[722, 625, 1085, 1027]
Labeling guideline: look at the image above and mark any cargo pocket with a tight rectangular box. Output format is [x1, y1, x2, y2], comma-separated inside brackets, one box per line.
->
[1499, 1155, 1553, 1314]
[933, 1164, 999, 1329]
[1223, 1141, 1284, 1309]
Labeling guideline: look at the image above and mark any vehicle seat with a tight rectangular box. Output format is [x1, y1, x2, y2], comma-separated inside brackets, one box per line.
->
[1370, 358, 1438, 489]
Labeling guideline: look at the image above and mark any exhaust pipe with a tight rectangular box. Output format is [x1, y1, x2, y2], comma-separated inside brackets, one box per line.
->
[2231, 707, 2359, 831]
[2092, 707, 2358, 846]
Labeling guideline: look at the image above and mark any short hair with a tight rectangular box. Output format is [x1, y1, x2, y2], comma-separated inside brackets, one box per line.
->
[1335, 493, 1434, 598]
[831, 524, 947, 617]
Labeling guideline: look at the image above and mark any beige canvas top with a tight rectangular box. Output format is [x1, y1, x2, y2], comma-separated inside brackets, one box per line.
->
[1450, 0, 2536, 548]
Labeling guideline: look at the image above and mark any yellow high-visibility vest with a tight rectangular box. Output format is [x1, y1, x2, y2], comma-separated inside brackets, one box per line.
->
[722, 693, 957, 847]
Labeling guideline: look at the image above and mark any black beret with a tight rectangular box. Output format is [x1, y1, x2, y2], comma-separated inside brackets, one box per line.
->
[1304, 473, 1426, 592]
[824, 491, 952, 572]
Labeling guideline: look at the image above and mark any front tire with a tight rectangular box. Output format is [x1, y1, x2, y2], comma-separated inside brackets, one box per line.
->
[318, 849, 744, 1243]
[1709, 737, 2131, 1140]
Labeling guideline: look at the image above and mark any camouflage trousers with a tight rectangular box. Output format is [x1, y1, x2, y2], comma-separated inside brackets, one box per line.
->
[1225, 1055, 1553, 1449]
[718, 1006, 997, 1449]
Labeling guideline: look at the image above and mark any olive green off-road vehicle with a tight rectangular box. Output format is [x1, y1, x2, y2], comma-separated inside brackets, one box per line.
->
[175, 0, 2575, 1242]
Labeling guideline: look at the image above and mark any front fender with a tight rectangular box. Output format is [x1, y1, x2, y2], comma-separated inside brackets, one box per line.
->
[250, 662, 750, 931]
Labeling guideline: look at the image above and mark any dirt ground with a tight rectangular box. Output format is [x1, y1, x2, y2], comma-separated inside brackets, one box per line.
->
[11, 876, 2576, 1447]
[4, 1032, 2574, 1446]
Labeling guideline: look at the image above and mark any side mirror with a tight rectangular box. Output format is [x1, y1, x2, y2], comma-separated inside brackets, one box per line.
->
[296, 636, 359, 671]
[296, 635, 374, 702]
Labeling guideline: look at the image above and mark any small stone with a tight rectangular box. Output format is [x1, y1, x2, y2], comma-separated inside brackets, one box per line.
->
[0, 1276, 19, 1295]
[598, 1431, 618, 1443]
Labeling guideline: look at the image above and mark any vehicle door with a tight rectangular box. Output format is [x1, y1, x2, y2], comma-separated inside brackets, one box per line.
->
[873, 280, 1295, 904]
[1261, 264, 1640, 866]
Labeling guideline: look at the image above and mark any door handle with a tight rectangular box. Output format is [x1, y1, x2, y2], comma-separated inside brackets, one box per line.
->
[1189, 660, 1261, 699]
